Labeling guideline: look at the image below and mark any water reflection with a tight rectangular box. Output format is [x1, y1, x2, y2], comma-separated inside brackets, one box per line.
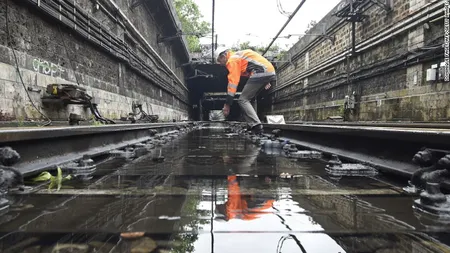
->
[214, 175, 275, 221]
[170, 127, 450, 253]
[185, 175, 346, 253]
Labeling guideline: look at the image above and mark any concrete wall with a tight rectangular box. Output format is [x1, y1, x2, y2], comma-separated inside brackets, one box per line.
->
[0, 0, 190, 122]
[272, 0, 446, 122]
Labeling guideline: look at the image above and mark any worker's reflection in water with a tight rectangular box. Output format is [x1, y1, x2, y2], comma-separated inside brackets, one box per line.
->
[214, 136, 278, 221]
[215, 174, 276, 221]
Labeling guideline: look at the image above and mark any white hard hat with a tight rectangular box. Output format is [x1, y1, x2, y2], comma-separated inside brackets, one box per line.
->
[214, 46, 229, 59]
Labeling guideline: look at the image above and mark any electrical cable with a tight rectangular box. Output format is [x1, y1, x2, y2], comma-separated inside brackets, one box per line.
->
[272, 202, 308, 253]
[276, 0, 292, 17]
[274, 44, 443, 103]
[210, 178, 215, 253]
[211, 0, 215, 63]
[263, 0, 307, 56]
[275, 233, 308, 252]
[5, 0, 52, 127]
[275, 48, 444, 118]
[27, 0, 187, 104]
[57, 23, 116, 124]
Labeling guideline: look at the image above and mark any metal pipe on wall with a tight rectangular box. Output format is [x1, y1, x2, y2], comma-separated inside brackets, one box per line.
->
[271, 2, 444, 92]
[273, 0, 443, 80]
[273, 47, 442, 103]
[215, 34, 218, 50]
[262, 0, 307, 56]
[350, 0, 356, 55]
[21, 0, 189, 104]
[49, 0, 178, 94]
[211, 0, 216, 63]
[104, 0, 188, 90]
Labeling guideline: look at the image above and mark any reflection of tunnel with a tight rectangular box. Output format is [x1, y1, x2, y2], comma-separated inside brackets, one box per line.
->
[186, 62, 272, 121]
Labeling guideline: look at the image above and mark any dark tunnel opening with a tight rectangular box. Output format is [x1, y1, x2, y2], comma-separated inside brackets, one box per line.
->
[187, 63, 274, 122]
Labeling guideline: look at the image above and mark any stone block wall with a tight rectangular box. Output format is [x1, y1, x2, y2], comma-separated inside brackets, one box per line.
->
[271, 0, 446, 122]
[0, 0, 190, 122]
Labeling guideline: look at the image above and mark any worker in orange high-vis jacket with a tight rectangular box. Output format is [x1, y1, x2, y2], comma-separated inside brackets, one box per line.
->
[214, 47, 276, 135]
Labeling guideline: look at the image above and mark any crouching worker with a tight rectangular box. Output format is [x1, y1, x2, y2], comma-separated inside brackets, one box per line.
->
[215, 47, 276, 135]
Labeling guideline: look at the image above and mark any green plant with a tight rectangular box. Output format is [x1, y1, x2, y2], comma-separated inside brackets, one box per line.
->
[171, 192, 209, 253]
[277, 50, 287, 59]
[173, 0, 211, 52]
[31, 167, 72, 191]
[231, 41, 282, 56]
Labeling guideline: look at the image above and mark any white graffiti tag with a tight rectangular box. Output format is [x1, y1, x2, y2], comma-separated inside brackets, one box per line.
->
[32, 58, 65, 77]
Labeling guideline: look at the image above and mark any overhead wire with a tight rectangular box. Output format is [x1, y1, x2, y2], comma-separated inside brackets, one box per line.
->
[5, 0, 52, 127]
[263, 0, 307, 56]
[276, 0, 292, 17]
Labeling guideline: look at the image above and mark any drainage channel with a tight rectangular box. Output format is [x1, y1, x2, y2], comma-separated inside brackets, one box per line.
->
[1, 124, 450, 253]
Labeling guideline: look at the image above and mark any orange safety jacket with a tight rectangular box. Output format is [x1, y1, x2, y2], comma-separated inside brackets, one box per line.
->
[225, 175, 275, 220]
[225, 49, 275, 105]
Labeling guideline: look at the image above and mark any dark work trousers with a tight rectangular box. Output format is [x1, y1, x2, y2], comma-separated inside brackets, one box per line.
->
[238, 73, 277, 128]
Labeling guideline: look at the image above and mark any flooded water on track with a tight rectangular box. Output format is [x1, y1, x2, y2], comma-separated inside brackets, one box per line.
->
[1, 126, 450, 252]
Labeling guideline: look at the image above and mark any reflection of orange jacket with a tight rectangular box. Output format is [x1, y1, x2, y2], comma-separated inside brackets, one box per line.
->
[226, 50, 275, 97]
[225, 175, 275, 220]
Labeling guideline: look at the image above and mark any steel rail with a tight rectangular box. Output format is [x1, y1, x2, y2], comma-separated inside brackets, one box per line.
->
[261, 123, 450, 190]
[285, 121, 450, 129]
[0, 122, 193, 176]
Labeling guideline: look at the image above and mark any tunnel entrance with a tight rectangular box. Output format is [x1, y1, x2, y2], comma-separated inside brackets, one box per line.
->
[187, 63, 272, 122]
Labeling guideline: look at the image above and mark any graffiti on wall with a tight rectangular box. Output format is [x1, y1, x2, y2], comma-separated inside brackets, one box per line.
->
[32, 58, 65, 77]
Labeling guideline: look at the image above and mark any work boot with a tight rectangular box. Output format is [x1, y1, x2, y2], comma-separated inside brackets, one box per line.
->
[251, 124, 264, 135]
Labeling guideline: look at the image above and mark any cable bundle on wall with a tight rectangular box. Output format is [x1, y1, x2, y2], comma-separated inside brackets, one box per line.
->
[273, 45, 443, 105]
[5, 0, 52, 126]
[273, 1, 444, 93]
[22, 0, 189, 105]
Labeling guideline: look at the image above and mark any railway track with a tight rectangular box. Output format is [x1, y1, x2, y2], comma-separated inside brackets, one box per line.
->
[0, 122, 448, 252]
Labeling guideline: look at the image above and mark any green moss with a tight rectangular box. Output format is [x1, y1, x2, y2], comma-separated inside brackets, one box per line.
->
[92, 120, 104, 126]
[16, 115, 25, 127]
[338, 104, 345, 116]
[108, 112, 119, 120]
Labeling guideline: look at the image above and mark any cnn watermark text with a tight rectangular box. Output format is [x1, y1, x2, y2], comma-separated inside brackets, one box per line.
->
[445, 0, 449, 81]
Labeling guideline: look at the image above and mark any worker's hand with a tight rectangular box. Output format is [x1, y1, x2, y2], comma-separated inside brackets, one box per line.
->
[222, 104, 230, 117]
[265, 83, 271, 90]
